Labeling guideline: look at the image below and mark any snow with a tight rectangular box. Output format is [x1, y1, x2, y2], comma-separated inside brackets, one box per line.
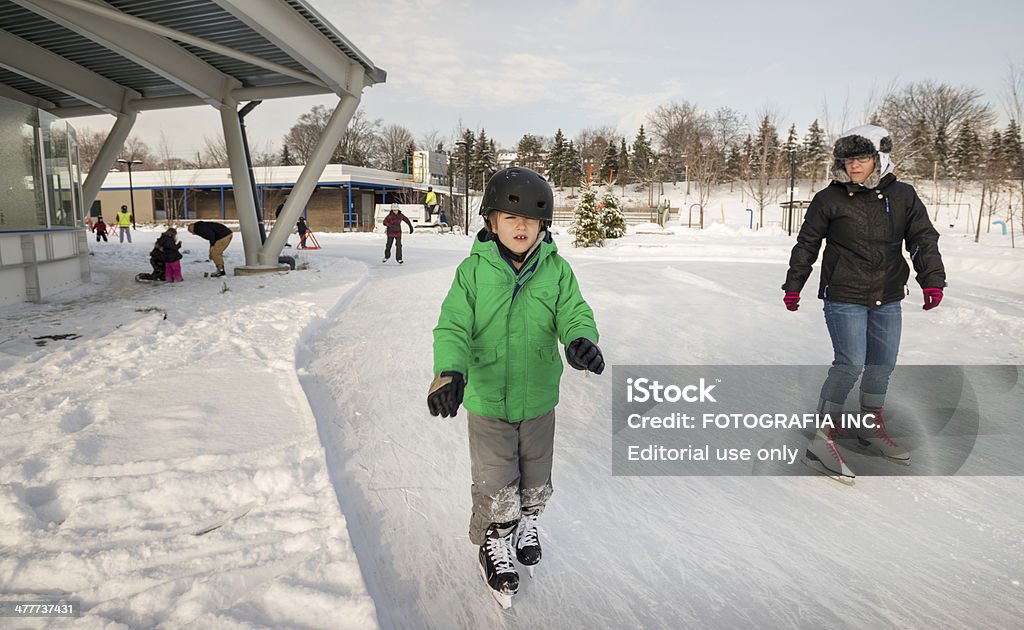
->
[1, 183, 1022, 628]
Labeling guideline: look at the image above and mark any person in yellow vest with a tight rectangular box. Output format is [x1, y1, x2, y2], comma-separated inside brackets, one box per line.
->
[116, 205, 133, 243]
[425, 186, 438, 223]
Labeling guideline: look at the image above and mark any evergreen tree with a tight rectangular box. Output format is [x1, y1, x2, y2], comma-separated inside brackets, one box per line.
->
[632, 126, 654, 187]
[547, 129, 567, 187]
[563, 141, 583, 190]
[1002, 120, 1023, 179]
[951, 119, 982, 180]
[473, 129, 490, 188]
[725, 144, 744, 183]
[600, 140, 619, 183]
[571, 181, 604, 247]
[987, 129, 1005, 180]
[516, 134, 544, 170]
[783, 123, 803, 182]
[600, 186, 626, 239]
[457, 128, 475, 182]
[279, 145, 294, 166]
[803, 119, 827, 188]
[907, 116, 936, 180]
[618, 138, 630, 184]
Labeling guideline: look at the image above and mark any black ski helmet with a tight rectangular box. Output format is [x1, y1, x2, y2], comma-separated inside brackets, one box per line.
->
[479, 167, 553, 224]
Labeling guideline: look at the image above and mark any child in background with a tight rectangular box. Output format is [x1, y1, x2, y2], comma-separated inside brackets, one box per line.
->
[93, 217, 108, 242]
[428, 167, 605, 608]
[157, 227, 183, 282]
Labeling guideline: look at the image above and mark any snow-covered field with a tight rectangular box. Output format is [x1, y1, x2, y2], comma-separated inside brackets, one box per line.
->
[1, 185, 1022, 628]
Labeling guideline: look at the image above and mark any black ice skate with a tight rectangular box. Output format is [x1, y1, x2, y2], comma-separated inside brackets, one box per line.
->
[479, 521, 519, 608]
[514, 513, 541, 577]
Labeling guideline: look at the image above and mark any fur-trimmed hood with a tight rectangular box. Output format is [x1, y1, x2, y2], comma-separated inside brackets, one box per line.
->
[831, 124, 895, 188]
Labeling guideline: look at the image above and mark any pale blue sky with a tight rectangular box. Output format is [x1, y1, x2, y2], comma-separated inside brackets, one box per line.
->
[76, 0, 1024, 157]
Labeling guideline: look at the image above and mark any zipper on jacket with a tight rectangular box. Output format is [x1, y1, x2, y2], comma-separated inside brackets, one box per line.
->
[504, 257, 540, 421]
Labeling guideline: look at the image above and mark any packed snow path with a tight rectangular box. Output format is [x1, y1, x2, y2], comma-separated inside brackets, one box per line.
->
[0, 221, 1020, 628]
[304, 235, 1024, 629]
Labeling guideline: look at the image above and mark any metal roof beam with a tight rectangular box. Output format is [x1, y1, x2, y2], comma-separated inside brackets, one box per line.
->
[0, 83, 56, 110]
[0, 29, 137, 115]
[13, 0, 240, 107]
[211, 0, 367, 98]
[47, 0, 327, 89]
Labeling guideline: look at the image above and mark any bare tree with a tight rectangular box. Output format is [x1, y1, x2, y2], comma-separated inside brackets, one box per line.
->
[336, 109, 381, 166]
[709, 107, 747, 155]
[875, 80, 995, 176]
[418, 128, 445, 153]
[575, 126, 617, 175]
[646, 101, 711, 183]
[154, 130, 196, 225]
[282, 104, 329, 164]
[116, 136, 151, 169]
[1002, 61, 1024, 123]
[199, 134, 229, 168]
[74, 127, 106, 173]
[376, 124, 415, 172]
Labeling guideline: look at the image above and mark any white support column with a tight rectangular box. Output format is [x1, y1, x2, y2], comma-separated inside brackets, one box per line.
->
[82, 109, 137, 210]
[257, 94, 360, 266]
[220, 100, 262, 267]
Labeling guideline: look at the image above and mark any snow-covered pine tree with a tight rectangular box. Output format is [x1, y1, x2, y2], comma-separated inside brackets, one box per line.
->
[600, 186, 626, 239]
[572, 181, 604, 247]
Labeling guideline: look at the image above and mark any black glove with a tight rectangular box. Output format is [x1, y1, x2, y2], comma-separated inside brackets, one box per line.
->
[566, 338, 604, 374]
[427, 371, 465, 417]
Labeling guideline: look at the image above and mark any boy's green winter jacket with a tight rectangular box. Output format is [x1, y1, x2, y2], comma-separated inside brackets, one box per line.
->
[433, 230, 599, 422]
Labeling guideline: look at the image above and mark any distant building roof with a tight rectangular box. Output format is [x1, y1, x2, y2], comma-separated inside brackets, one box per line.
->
[100, 164, 437, 191]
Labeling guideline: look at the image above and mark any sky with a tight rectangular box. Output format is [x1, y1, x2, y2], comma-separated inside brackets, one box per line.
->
[71, 0, 1024, 160]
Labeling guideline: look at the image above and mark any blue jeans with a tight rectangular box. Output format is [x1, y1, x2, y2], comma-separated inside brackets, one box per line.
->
[818, 300, 902, 407]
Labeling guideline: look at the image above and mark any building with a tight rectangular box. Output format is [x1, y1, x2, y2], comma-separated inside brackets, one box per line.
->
[0, 0, 385, 304]
[95, 163, 455, 231]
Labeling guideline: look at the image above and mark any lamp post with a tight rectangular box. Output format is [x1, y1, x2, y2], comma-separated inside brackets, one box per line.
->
[456, 140, 470, 235]
[117, 158, 143, 227]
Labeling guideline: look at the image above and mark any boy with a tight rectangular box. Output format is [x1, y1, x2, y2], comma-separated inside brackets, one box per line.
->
[427, 167, 604, 608]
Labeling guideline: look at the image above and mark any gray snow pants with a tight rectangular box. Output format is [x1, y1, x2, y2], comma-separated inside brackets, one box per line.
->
[467, 409, 555, 545]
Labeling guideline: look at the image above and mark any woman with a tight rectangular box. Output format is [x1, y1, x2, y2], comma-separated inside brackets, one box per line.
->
[782, 124, 946, 483]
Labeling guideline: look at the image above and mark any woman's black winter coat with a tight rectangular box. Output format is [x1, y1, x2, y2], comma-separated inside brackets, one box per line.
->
[784, 173, 945, 306]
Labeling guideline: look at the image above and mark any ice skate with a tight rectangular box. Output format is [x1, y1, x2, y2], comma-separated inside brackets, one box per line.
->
[802, 428, 856, 485]
[381, 257, 388, 263]
[514, 513, 541, 577]
[479, 521, 519, 608]
[852, 408, 910, 465]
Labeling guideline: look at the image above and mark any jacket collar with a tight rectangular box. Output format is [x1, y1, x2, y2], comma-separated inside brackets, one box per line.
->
[834, 172, 897, 194]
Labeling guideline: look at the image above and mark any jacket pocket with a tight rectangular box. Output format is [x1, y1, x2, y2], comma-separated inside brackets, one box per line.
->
[467, 347, 504, 404]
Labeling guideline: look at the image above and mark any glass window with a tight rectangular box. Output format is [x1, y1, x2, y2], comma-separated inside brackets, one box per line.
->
[0, 97, 45, 229]
[47, 116, 75, 227]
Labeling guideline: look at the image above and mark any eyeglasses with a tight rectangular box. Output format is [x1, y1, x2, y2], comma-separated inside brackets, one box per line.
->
[842, 155, 874, 165]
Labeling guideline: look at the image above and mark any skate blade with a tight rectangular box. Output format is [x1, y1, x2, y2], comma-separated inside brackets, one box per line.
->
[801, 456, 856, 486]
[851, 441, 912, 466]
[527, 565, 535, 579]
[478, 563, 514, 609]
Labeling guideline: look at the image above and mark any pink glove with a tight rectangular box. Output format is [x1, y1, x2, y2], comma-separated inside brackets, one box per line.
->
[783, 291, 800, 312]
[922, 288, 943, 311]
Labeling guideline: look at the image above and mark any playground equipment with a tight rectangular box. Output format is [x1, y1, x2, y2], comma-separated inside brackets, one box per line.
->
[688, 203, 704, 229]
